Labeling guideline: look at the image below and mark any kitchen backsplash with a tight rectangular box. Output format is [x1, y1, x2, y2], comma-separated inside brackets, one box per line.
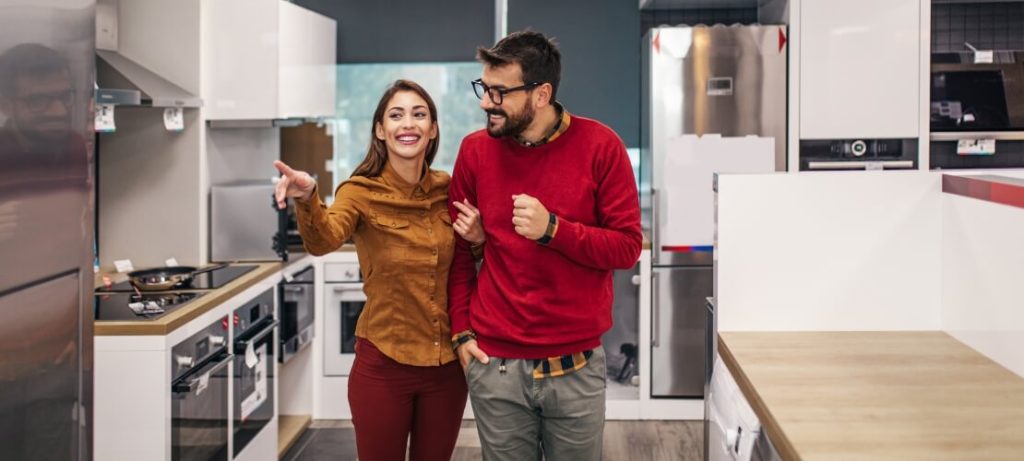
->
[932, 2, 1024, 52]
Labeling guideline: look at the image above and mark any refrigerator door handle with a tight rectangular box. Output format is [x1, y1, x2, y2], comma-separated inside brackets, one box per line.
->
[651, 188, 659, 265]
[652, 271, 660, 348]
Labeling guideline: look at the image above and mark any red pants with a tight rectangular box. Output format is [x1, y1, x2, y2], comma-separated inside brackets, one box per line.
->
[348, 338, 468, 461]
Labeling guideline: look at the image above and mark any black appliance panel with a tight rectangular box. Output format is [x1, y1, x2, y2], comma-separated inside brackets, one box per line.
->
[96, 264, 258, 292]
[94, 292, 205, 321]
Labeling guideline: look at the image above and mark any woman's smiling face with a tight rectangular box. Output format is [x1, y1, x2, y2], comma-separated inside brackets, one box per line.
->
[375, 90, 438, 162]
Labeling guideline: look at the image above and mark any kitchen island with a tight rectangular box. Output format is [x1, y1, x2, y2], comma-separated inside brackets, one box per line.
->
[716, 331, 1024, 460]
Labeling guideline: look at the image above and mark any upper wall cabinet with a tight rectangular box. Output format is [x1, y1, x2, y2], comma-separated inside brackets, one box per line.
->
[204, 0, 336, 121]
[799, 0, 920, 139]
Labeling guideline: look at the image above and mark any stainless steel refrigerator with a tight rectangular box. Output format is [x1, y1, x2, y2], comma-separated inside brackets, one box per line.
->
[0, 1, 95, 459]
[640, 25, 787, 398]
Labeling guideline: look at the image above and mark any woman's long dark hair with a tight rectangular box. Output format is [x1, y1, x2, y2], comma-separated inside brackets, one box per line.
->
[350, 79, 440, 178]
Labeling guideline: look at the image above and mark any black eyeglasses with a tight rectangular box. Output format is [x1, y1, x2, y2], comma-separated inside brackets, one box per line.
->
[471, 79, 540, 105]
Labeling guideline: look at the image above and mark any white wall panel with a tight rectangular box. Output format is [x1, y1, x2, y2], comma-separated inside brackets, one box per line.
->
[942, 194, 1024, 378]
[799, 0, 920, 139]
[715, 172, 941, 331]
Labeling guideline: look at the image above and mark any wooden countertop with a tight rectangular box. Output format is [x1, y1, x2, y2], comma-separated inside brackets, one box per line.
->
[94, 262, 288, 336]
[719, 331, 1024, 461]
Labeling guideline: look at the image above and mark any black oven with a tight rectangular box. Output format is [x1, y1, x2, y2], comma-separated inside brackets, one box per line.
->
[171, 316, 231, 461]
[278, 265, 315, 364]
[232, 288, 278, 457]
[931, 52, 1024, 133]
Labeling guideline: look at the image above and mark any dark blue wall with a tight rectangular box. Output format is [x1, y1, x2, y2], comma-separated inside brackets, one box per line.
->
[294, 0, 495, 63]
[508, 0, 641, 147]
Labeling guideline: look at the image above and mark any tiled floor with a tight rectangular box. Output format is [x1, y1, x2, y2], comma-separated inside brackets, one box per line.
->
[282, 420, 703, 461]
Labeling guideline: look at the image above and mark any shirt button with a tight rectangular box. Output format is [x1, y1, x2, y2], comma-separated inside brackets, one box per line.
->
[431, 249, 437, 255]
[434, 342, 439, 346]
[427, 228, 432, 234]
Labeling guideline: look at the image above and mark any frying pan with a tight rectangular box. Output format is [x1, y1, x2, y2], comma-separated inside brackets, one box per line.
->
[127, 263, 230, 291]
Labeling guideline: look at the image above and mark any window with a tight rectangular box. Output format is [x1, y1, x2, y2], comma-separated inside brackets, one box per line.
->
[327, 63, 483, 193]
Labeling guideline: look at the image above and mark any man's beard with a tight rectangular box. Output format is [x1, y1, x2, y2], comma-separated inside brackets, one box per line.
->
[485, 103, 534, 139]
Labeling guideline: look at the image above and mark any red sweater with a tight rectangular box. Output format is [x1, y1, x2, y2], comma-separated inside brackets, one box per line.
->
[447, 115, 643, 359]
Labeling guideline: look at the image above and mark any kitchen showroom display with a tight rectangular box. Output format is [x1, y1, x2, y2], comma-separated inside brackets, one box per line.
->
[94, 264, 258, 320]
[641, 24, 784, 398]
[278, 264, 315, 363]
[0, 3, 95, 459]
[323, 262, 364, 376]
[931, 51, 1024, 135]
[232, 288, 278, 457]
[171, 316, 232, 461]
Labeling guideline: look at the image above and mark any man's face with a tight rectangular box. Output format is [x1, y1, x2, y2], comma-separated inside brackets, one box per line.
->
[479, 64, 535, 139]
[2, 70, 73, 143]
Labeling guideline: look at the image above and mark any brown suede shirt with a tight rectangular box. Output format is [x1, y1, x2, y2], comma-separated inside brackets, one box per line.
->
[294, 163, 456, 366]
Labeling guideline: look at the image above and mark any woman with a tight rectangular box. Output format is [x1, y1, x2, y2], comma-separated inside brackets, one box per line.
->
[273, 80, 483, 461]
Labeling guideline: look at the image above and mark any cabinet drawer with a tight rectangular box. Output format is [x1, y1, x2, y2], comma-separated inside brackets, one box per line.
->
[323, 263, 360, 282]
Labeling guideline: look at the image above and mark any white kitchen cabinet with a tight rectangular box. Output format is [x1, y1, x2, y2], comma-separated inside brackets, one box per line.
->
[799, 0, 920, 139]
[203, 0, 336, 120]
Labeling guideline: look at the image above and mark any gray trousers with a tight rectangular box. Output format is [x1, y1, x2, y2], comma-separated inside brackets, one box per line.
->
[466, 347, 606, 461]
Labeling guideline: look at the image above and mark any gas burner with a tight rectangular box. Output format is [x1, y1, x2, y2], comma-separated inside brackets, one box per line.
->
[95, 291, 206, 321]
[126, 293, 201, 316]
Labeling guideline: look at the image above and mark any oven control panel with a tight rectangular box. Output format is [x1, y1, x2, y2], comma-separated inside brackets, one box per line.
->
[170, 316, 229, 381]
[799, 138, 918, 171]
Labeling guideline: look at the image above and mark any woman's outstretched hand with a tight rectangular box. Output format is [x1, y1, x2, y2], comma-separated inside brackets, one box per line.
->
[273, 160, 316, 209]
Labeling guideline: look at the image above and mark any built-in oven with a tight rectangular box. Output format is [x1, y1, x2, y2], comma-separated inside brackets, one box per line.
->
[278, 265, 314, 364]
[931, 51, 1024, 134]
[232, 288, 278, 457]
[171, 316, 232, 461]
[323, 262, 364, 376]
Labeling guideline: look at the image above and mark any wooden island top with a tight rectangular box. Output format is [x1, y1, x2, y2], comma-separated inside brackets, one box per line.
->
[719, 331, 1024, 461]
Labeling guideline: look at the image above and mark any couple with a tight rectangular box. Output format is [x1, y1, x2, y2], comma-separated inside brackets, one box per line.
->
[274, 30, 642, 461]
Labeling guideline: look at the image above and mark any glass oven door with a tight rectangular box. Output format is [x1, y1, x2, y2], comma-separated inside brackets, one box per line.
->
[232, 319, 277, 457]
[171, 351, 232, 461]
[279, 281, 314, 363]
[323, 282, 365, 376]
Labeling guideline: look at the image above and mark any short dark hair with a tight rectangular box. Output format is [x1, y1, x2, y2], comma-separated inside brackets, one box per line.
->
[476, 30, 561, 101]
[0, 43, 69, 99]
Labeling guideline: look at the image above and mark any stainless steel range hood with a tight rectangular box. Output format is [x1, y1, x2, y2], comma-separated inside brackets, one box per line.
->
[96, 50, 201, 108]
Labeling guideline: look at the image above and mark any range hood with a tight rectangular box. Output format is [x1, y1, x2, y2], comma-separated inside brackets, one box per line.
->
[96, 50, 202, 108]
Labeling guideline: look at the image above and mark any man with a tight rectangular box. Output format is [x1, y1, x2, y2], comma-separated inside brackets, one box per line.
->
[447, 30, 642, 460]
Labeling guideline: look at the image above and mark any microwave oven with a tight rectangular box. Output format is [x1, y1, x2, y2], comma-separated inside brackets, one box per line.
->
[931, 51, 1024, 133]
[210, 181, 287, 262]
